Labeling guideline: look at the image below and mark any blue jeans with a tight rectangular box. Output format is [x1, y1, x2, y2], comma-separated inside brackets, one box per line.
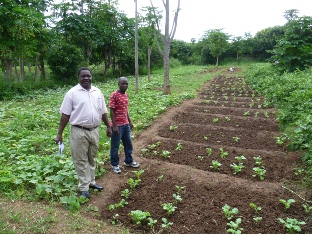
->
[110, 124, 134, 166]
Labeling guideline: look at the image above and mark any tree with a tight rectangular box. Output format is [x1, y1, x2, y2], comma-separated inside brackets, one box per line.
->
[151, 0, 180, 95]
[230, 36, 243, 63]
[202, 29, 229, 68]
[134, 0, 139, 93]
[141, 6, 162, 81]
[283, 9, 299, 22]
[0, 0, 46, 81]
[269, 16, 312, 73]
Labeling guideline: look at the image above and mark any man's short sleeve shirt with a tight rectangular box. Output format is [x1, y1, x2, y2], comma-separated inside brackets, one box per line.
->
[60, 84, 108, 128]
[109, 90, 129, 126]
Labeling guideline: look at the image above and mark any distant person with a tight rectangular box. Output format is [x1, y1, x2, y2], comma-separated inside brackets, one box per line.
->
[109, 77, 140, 174]
[55, 67, 112, 199]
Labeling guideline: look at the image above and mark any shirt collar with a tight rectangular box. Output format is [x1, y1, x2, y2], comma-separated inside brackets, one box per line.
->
[77, 83, 96, 92]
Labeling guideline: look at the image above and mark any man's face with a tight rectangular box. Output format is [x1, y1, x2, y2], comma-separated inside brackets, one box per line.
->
[118, 78, 128, 93]
[79, 70, 92, 90]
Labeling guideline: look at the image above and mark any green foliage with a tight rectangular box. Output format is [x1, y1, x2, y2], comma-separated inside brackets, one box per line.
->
[269, 16, 312, 73]
[227, 218, 243, 234]
[161, 202, 177, 215]
[222, 204, 239, 220]
[278, 217, 306, 233]
[279, 199, 296, 210]
[128, 210, 151, 225]
[47, 43, 84, 81]
[246, 63, 312, 187]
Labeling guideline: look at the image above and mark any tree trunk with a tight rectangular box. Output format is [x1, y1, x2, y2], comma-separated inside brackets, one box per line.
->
[39, 51, 46, 80]
[4, 58, 13, 82]
[35, 56, 38, 81]
[104, 45, 112, 76]
[216, 56, 219, 69]
[134, 0, 139, 93]
[19, 58, 24, 81]
[148, 45, 152, 81]
[163, 38, 171, 94]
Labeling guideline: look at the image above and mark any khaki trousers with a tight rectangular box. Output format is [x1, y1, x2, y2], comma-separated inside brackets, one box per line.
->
[70, 126, 99, 191]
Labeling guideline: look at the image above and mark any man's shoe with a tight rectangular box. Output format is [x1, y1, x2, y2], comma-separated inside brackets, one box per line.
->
[124, 161, 140, 168]
[112, 165, 121, 174]
[80, 191, 90, 199]
[89, 183, 104, 191]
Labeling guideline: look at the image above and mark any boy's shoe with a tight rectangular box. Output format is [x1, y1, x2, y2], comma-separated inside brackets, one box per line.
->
[124, 161, 140, 168]
[112, 165, 121, 174]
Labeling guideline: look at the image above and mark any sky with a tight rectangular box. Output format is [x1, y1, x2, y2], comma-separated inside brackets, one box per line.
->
[117, 0, 312, 42]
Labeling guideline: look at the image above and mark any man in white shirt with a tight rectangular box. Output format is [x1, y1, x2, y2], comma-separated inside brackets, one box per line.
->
[55, 67, 112, 199]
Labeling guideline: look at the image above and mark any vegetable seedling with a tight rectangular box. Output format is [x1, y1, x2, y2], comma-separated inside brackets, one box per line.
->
[210, 160, 222, 171]
[279, 199, 295, 210]
[222, 204, 239, 220]
[278, 217, 306, 233]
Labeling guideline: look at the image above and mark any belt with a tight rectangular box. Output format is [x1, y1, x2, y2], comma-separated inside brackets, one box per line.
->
[72, 125, 98, 131]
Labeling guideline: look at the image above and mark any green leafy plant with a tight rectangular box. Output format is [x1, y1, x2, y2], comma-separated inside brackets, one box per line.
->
[115, 199, 128, 208]
[147, 217, 157, 228]
[225, 117, 231, 122]
[161, 217, 173, 229]
[128, 177, 141, 189]
[302, 204, 312, 213]
[249, 202, 261, 215]
[111, 213, 119, 225]
[278, 217, 306, 233]
[213, 118, 219, 123]
[210, 160, 222, 170]
[157, 175, 164, 182]
[129, 210, 151, 225]
[132, 169, 145, 180]
[252, 167, 266, 180]
[253, 216, 263, 224]
[206, 147, 212, 156]
[173, 193, 183, 203]
[60, 195, 83, 213]
[243, 111, 250, 116]
[197, 155, 204, 160]
[222, 204, 239, 220]
[233, 136, 240, 142]
[253, 156, 263, 166]
[160, 150, 171, 158]
[121, 188, 131, 199]
[175, 185, 186, 194]
[161, 202, 177, 215]
[227, 218, 243, 234]
[230, 163, 245, 174]
[235, 155, 246, 163]
[220, 148, 229, 158]
[169, 125, 178, 131]
[279, 199, 295, 210]
[175, 143, 183, 151]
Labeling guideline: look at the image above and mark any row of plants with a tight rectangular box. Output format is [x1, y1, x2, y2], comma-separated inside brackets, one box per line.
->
[246, 64, 312, 187]
[222, 200, 309, 234]
[108, 169, 186, 233]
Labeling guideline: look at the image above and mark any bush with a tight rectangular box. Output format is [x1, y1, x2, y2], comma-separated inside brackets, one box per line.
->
[47, 43, 84, 81]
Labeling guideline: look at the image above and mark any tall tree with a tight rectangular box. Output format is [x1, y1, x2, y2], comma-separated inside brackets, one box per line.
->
[202, 29, 229, 68]
[151, 0, 180, 95]
[269, 16, 312, 73]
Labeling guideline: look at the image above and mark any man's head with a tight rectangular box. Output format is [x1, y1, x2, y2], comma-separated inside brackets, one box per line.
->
[78, 67, 92, 90]
[118, 77, 128, 94]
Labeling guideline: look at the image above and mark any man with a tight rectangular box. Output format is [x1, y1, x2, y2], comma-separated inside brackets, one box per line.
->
[109, 77, 140, 174]
[55, 67, 112, 199]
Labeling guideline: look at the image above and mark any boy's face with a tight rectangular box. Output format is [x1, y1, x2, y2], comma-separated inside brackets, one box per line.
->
[118, 78, 128, 93]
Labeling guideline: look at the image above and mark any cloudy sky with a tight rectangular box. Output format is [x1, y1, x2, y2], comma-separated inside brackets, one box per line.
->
[117, 0, 312, 42]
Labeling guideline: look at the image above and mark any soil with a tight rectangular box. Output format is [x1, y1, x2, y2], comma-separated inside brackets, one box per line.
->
[88, 68, 312, 233]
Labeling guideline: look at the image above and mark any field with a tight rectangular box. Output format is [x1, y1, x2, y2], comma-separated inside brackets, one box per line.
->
[96, 69, 311, 233]
[1, 66, 311, 233]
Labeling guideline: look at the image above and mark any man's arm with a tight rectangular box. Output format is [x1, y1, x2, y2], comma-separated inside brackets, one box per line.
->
[54, 113, 70, 144]
[102, 113, 112, 137]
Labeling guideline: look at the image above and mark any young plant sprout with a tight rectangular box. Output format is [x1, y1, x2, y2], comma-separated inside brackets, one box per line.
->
[210, 160, 222, 171]
[279, 199, 295, 210]
[206, 147, 213, 156]
[169, 125, 178, 132]
[160, 150, 171, 158]
[233, 136, 240, 143]
[222, 204, 239, 220]
[220, 148, 229, 158]
[278, 217, 306, 233]
[175, 143, 183, 151]
[252, 167, 266, 180]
